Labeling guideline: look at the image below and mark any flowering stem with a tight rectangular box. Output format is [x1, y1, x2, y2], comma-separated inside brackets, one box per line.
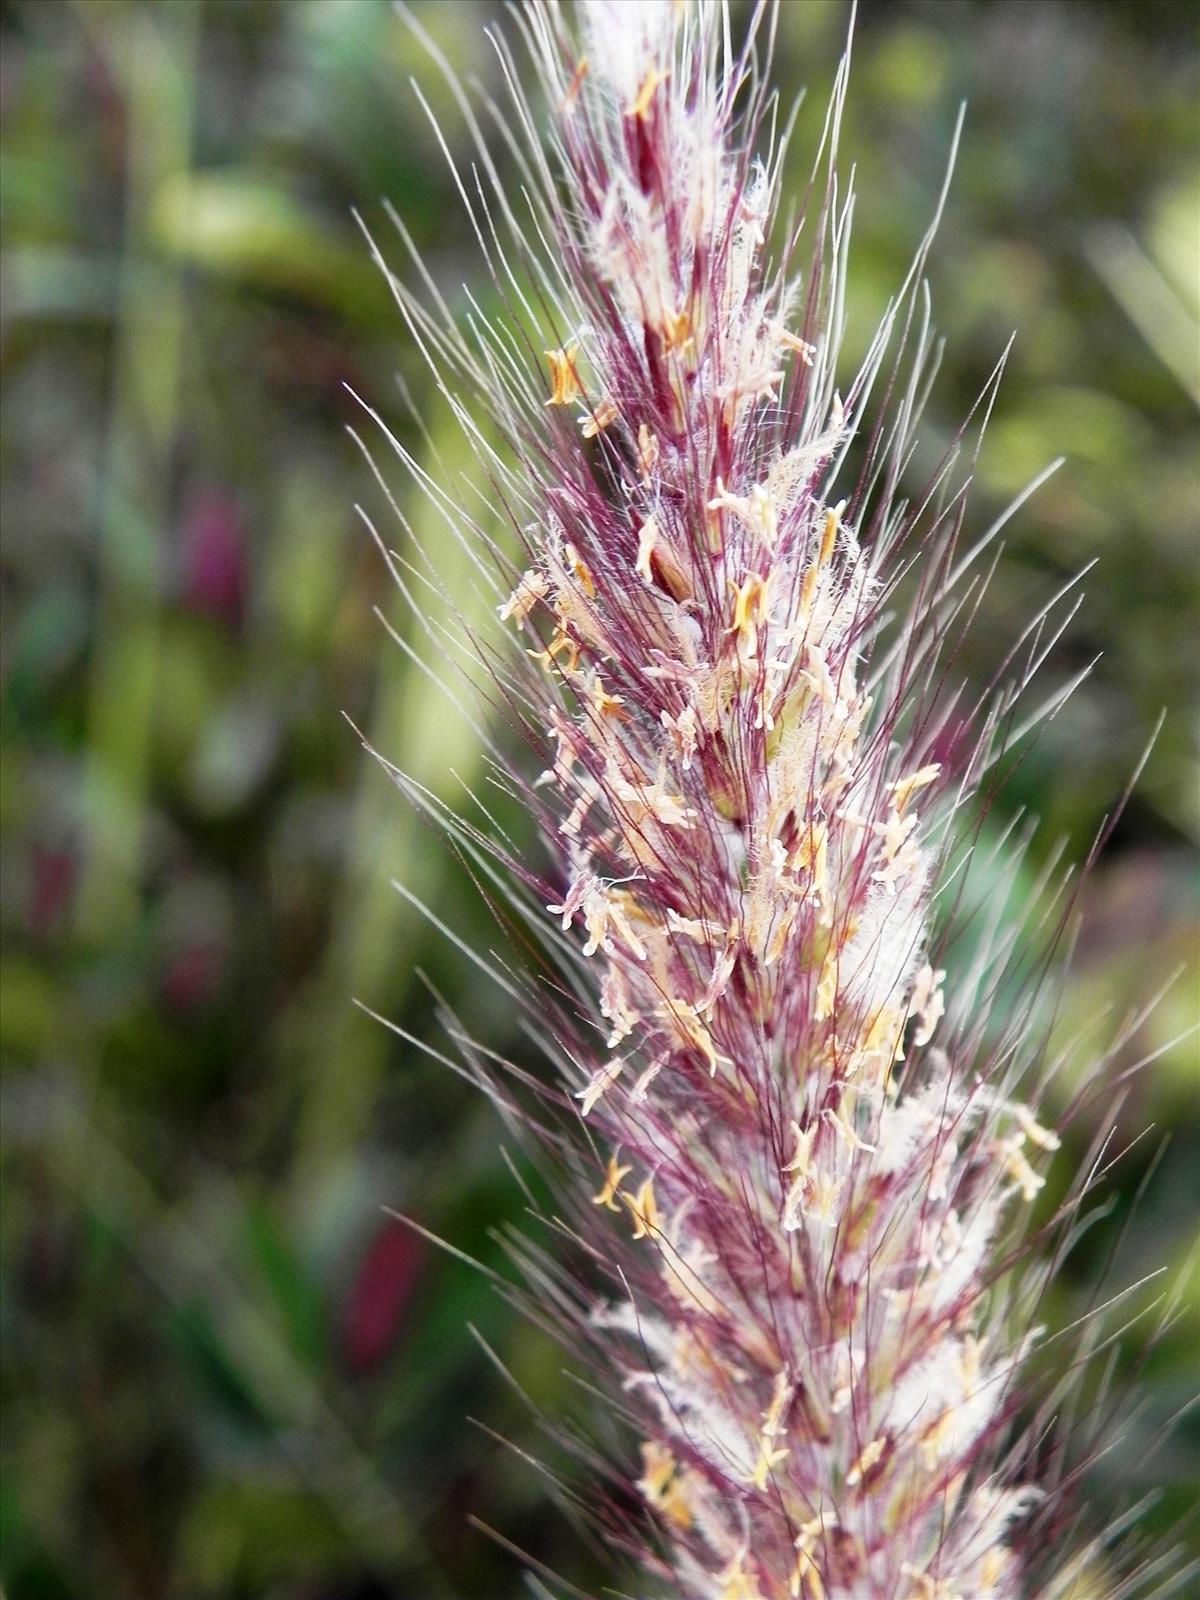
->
[368, 4, 1164, 1596]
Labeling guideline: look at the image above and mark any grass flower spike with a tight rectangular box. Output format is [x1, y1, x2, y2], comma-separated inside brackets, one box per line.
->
[364, 4, 1174, 1597]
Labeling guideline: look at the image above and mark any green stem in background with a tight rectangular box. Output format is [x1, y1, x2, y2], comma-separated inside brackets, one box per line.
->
[289, 405, 498, 1211]
[1086, 219, 1200, 409]
[73, 0, 196, 946]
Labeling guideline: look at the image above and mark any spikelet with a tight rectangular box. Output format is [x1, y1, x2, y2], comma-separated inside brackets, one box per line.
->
[362, 4, 1177, 1597]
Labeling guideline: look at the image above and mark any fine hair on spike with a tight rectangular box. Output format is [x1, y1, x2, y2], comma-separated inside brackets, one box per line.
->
[358, 4, 1191, 1597]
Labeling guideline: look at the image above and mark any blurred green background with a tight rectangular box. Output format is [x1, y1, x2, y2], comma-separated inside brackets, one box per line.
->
[1, 1, 1196, 1596]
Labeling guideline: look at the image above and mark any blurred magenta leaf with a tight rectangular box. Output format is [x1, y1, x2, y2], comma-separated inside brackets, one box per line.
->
[340, 1216, 423, 1377]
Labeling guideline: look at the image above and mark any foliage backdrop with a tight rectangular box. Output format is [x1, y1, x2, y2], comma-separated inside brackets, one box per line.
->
[1, 1, 1197, 1596]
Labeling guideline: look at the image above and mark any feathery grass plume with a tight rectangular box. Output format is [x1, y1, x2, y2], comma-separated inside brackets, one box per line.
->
[358, 3, 1182, 1596]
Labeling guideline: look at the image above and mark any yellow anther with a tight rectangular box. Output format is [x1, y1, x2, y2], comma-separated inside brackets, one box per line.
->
[638, 1440, 674, 1499]
[846, 1434, 887, 1488]
[822, 1106, 876, 1153]
[761, 1366, 793, 1438]
[582, 886, 648, 961]
[527, 627, 580, 675]
[718, 1552, 764, 1600]
[634, 516, 691, 600]
[919, 1409, 957, 1468]
[636, 422, 660, 478]
[954, 1333, 983, 1392]
[660, 1475, 694, 1529]
[791, 1514, 832, 1600]
[590, 679, 627, 720]
[778, 326, 817, 365]
[798, 559, 820, 621]
[888, 763, 941, 816]
[664, 999, 720, 1075]
[574, 1060, 622, 1117]
[635, 517, 659, 584]
[1003, 1137, 1045, 1202]
[631, 1055, 664, 1102]
[901, 1568, 963, 1600]
[805, 1171, 840, 1227]
[791, 823, 828, 905]
[638, 1438, 697, 1529]
[783, 1120, 815, 1176]
[781, 1170, 809, 1232]
[721, 366, 786, 417]
[497, 569, 548, 629]
[979, 1549, 1008, 1589]
[727, 571, 770, 636]
[559, 56, 588, 113]
[745, 483, 779, 547]
[661, 306, 692, 353]
[591, 1153, 631, 1210]
[626, 65, 667, 120]
[706, 475, 735, 514]
[795, 503, 845, 623]
[709, 479, 778, 548]
[860, 1005, 905, 1083]
[748, 1440, 789, 1490]
[564, 543, 595, 596]
[796, 1512, 833, 1547]
[789, 1548, 825, 1600]
[580, 397, 619, 438]
[814, 948, 838, 1021]
[544, 342, 582, 407]
[624, 1177, 659, 1240]
[666, 909, 725, 943]
[908, 963, 945, 1047]
[818, 499, 845, 567]
[764, 906, 796, 967]
[1014, 1102, 1061, 1151]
